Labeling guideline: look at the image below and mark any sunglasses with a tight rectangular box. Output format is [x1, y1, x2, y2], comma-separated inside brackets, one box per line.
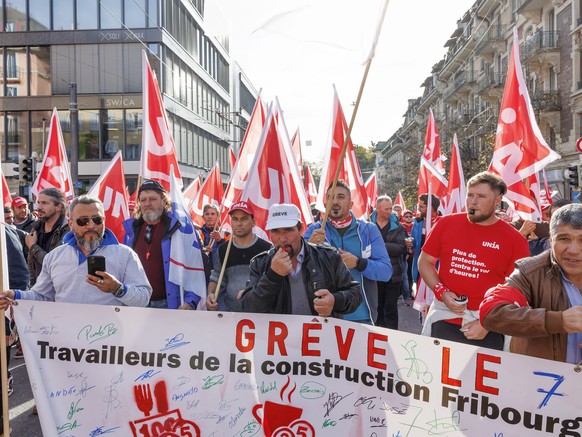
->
[75, 216, 104, 226]
[404, 215, 413, 218]
[145, 225, 153, 244]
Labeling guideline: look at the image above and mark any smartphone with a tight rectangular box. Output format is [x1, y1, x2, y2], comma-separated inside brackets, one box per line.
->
[87, 255, 106, 278]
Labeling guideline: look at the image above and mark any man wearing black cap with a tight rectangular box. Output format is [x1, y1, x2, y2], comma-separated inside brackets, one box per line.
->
[241, 203, 361, 318]
[206, 201, 271, 312]
[122, 179, 200, 310]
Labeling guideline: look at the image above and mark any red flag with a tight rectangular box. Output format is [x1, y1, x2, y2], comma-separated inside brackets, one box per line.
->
[87, 151, 129, 242]
[228, 147, 237, 172]
[394, 191, 406, 211]
[442, 134, 466, 215]
[489, 29, 560, 221]
[364, 172, 378, 210]
[316, 87, 368, 218]
[290, 128, 304, 180]
[31, 108, 75, 201]
[1, 170, 12, 207]
[304, 164, 318, 204]
[182, 175, 201, 209]
[540, 169, 555, 205]
[418, 109, 447, 200]
[190, 163, 224, 227]
[140, 50, 182, 191]
[221, 96, 266, 221]
[241, 104, 312, 231]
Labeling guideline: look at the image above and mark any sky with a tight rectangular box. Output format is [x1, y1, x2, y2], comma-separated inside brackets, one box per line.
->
[209, 0, 476, 164]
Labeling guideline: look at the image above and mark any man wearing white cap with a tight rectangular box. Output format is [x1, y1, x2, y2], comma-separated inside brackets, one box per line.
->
[241, 203, 361, 317]
[206, 201, 271, 312]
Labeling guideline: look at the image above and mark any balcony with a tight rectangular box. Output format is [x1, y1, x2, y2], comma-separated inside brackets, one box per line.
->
[517, 0, 547, 13]
[531, 91, 560, 113]
[477, 71, 505, 93]
[443, 70, 476, 101]
[521, 31, 560, 62]
[475, 25, 507, 57]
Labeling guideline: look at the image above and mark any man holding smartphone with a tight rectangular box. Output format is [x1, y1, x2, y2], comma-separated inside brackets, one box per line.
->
[0, 195, 152, 307]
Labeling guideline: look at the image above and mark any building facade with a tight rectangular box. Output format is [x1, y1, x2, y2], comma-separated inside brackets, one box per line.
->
[0, 0, 257, 196]
[379, 0, 580, 202]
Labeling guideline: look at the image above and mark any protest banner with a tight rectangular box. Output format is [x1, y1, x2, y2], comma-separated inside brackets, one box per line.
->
[14, 301, 582, 436]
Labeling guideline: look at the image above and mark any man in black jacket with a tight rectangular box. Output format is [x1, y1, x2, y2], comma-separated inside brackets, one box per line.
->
[241, 203, 361, 318]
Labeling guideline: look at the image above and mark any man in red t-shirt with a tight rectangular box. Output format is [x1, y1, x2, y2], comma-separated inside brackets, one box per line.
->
[418, 171, 529, 350]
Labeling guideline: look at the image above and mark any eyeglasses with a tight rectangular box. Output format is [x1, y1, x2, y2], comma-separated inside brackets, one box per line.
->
[145, 225, 153, 244]
[75, 216, 104, 226]
[404, 215, 413, 218]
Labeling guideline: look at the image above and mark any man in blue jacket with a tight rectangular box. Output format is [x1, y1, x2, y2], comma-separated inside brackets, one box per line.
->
[305, 180, 391, 324]
[123, 179, 200, 309]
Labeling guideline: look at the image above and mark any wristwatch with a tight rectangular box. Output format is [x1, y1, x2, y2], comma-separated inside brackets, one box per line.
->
[112, 283, 125, 298]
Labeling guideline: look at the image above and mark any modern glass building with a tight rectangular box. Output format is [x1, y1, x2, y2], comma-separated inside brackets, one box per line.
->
[0, 0, 257, 195]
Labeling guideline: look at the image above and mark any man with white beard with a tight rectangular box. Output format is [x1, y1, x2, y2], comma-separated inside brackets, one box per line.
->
[0, 195, 151, 306]
[123, 179, 201, 310]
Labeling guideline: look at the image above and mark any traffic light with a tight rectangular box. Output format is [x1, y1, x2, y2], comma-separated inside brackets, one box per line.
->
[567, 165, 580, 187]
[19, 158, 34, 182]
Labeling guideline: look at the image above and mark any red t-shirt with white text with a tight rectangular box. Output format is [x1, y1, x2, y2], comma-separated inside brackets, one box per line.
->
[422, 213, 530, 310]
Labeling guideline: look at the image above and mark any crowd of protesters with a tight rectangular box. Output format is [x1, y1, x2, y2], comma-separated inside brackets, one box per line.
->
[0, 170, 579, 432]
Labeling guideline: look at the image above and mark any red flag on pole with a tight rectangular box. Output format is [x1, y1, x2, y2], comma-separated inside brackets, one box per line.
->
[87, 151, 129, 242]
[364, 172, 378, 211]
[228, 148, 237, 172]
[442, 134, 466, 215]
[221, 96, 266, 221]
[241, 103, 312, 231]
[140, 50, 182, 191]
[182, 175, 201, 209]
[489, 29, 560, 221]
[304, 164, 318, 204]
[418, 109, 447, 201]
[31, 108, 75, 201]
[290, 128, 304, 180]
[394, 191, 406, 211]
[316, 87, 368, 218]
[1, 170, 12, 207]
[190, 163, 224, 227]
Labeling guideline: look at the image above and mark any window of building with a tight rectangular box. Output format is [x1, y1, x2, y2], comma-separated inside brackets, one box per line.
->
[76, 44, 99, 93]
[77, 0, 98, 29]
[100, 0, 122, 29]
[125, 0, 146, 28]
[79, 110, 100, 160]
[125, 109, 142, 161]
[99, 44, 123, 93]
[29, 46, 51, 96]
[101, 109, 123, 159]
[51, 45, 75, 94]
[6, 47, 26, 97]
[29, 0, 50, 31]
[147, 0, 158, 27]
[6, 0, 26, 31]
[123, 44, 142, 93]
[53, 0, 75, 30]
[30, 110, 51, 158]
[6, 112, 29, 161]
[57, 110, 72, 158]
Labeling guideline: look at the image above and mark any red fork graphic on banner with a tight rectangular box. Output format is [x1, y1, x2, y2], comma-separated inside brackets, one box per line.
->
[418, 108, 447, 201]
[489, 29, 559, 221]
[190, 163, 224, 227]
[31, 108, 75, 201]
[240, 102, 312, 231]
[316, 86, 368, 219]
[221, 96, 266, 222]
[87, 151, 129, 242]
[140, 50, 182, 191]
[442, 134, 466, 215]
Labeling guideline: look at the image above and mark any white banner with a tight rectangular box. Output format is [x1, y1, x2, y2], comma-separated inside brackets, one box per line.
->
[14, 301, 582, 437]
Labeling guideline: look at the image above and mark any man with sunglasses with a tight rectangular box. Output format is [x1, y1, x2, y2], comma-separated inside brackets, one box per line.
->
[0, 195, 151, 306]
[123, 179, 200, 310]
[25, 188, 70, 286]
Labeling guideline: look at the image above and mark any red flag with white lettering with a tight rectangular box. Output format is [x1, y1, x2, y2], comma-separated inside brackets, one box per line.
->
[489, 29, 560, 221]
[442, 134, 466, 215]
[241, 104, 312, 231]
[87, 151, 129, 242]
[418, 109, 447, 201]
[394, 191, 406, 211]
[221, 96, 266, 221]
[31, 108, 75, 201]
[316, 87, 368, 218]
[1, 170, 12, 207]
[364, 172, 378, 211]
[190, 163, 224, 227]
[182, 176, 202, 211]
[140, 50, 182, 191]
[304, 164, 318, 204]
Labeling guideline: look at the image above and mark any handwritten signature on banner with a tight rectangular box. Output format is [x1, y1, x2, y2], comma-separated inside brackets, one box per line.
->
[13, 301, 582, 437]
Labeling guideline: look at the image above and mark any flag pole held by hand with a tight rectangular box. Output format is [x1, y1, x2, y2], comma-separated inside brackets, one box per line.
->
[213, 236, 233, 301]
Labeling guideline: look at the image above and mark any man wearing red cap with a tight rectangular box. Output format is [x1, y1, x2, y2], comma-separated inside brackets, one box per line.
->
[11, 196, 36, 232]
[206, 201, 271, 312]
